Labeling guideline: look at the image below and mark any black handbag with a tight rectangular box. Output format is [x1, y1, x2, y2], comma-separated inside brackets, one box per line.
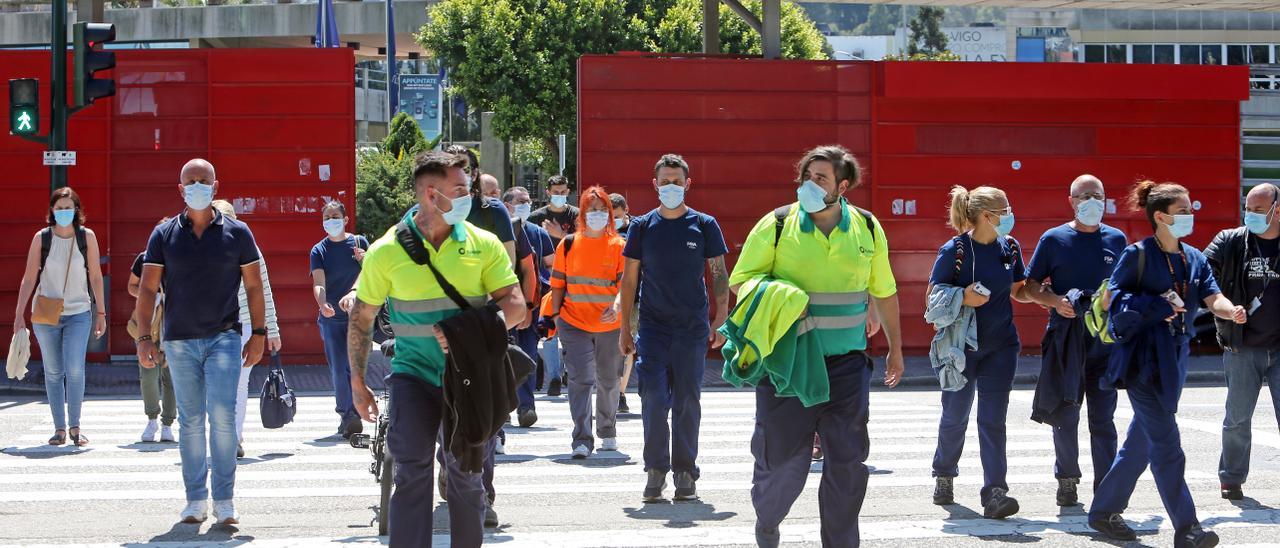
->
[259, 352, 297, 429]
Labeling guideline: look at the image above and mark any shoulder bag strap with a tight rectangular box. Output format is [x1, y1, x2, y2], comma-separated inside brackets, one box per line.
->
[394, 221, 472, 310]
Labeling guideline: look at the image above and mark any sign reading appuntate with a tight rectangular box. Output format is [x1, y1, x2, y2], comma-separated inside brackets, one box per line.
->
[943, 27, 1007, 62]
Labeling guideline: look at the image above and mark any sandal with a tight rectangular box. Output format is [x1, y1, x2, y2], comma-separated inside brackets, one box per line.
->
[48, 430, 66, 446]
[69, 427, 89, 447]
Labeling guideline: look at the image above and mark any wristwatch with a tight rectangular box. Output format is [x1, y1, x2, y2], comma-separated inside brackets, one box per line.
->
[251, 327, 268, 337]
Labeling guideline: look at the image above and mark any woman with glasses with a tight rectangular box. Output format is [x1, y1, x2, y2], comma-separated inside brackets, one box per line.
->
[927, 185, 1031, 519]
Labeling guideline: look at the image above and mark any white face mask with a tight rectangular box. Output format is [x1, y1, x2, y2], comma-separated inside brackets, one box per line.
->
[513, 203, 532, 221]
[658, 185, 685, 210]
[585, 211, 610, 232]
[322, 218, 345, 237]
[549, 195, 569, 208]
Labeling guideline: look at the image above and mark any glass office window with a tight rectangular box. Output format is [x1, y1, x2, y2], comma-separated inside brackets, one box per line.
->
[1203, 45, 1223, 65]
[1203, 11, 1225, 30]
[1251, 13, 1274, 31]
[1154, 10, 1177, 30]
[1081, 9, 1107, 30]
[1106, 44, 1127, 63]
[1227, 11, 1250, 30]
[1131, 10, 1154, 30]
[1181, 45, 1201, 64]
[1155, 45, 1176, 64]
[1133, 44, 1154, 64]
[1084, 45, 1104, 63]
[1229, 45, 1248, 65]
[1252, 44, 1271, 64]
[1178, 11, 1201, 30]
[1106, 10, 1130, 30]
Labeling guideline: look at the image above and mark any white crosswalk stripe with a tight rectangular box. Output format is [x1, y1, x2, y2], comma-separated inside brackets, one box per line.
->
[2, 389, 1278, 546]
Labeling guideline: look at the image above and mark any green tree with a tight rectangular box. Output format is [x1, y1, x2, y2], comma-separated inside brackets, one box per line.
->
[355, 149, 416, 239]
[907, 6, 948, 56]
[418, 0, 827, 179]
[384, 112, 430, 158]
[854, 4, 900, 36]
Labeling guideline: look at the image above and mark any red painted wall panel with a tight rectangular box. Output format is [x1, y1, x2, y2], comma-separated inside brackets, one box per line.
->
[579, 55, 1248, 353]
[0, 48, 355, 364]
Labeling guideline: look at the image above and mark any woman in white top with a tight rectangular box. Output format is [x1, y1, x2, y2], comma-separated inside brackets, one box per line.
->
[14, 187, 107, 447]
[210, 201, 281, 459]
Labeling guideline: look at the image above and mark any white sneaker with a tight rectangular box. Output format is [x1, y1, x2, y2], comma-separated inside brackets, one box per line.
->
[601, 438, 618, 451]
[494, 438, 506, 455]
[212, 499, 239, 525]
[572, 444, 590, 459]
[141, 420, 159, 443]
[179, 500, 208, 523]
[160, 425, 175, 443]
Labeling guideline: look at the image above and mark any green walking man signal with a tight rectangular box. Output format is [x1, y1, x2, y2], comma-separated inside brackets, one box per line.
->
[8, 78, 38, 136]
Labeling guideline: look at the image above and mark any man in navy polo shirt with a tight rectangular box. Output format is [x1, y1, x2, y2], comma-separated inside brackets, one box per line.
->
[619, 153, 730, 502]
[134, 158, 267, 526]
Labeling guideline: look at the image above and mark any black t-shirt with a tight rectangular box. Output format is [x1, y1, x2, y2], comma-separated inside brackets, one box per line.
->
[528, 205, 578, 245]
[1243, 235, 1280, 348]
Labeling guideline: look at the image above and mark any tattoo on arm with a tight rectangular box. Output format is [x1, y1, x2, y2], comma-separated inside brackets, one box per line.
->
[348, 302, 376, 380]
[710, 256, 729, 301]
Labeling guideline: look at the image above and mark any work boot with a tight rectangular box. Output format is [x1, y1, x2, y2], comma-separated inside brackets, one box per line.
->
[1174, 524, 1219, 548]
[618, 393, 630, 414]
[932, 476, 954, 505]
[484, 502, 499, 528]
[673, 471, 698, 501]
[518, 407, 538, 428]
[1089, 513, 1137, 541]
[1221, 483, 1244, 500]
[1056, 477, 1079, 506]
[755, 524, 781, 548]
[982, 487, 1019, 519]
[547, 378, 562, 397]
[643, 469, 666, 502]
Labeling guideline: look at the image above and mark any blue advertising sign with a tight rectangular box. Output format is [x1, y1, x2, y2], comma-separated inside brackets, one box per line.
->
[397, 74, 441, 142]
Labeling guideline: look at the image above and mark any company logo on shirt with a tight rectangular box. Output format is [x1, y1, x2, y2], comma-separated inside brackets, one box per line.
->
[686, 241, 698, 250]
[1103, 255, 1115, 265]
[1247, 257, 1279, 280]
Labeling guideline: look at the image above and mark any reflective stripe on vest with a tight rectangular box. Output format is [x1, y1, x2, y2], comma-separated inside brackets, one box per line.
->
[807, 291, 868, 306]
[567, 292, 616, 304]
[566, 275, 616, 288]
[389, 323, 436, 338]
[388, 296, 486, 314]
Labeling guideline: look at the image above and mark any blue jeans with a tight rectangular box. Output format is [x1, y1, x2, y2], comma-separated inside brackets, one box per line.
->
[540, 335, 562, 387]
[932, 342, 1018, 501]
[31, 310, 92, 431]
[1090, 365, 1199, 533]
[753, 352, 871, 548]
[318, 316, 357, 421]
[164, 331, 242, 502]
[512, 325, 539, 412]
[1219, 347, 1280, 486]
[635, 321, 707, 477]
[1052, 352, 1119, 488]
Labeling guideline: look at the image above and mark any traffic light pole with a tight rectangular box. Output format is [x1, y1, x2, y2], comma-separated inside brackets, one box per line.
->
[50, 0, 68, 192]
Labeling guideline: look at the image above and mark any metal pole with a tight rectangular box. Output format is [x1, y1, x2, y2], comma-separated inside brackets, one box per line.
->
[385, 0, 396, 124]
[51, 0, 68, 192]
[761, 0, 780, 60]
[320, 0, 328, 47]
[702, 0, 719, 55]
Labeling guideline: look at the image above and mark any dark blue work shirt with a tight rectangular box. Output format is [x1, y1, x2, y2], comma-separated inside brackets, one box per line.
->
[516, 219, 554, 289]
[1108, 236, 1221, 337]
[623, 208, 728, 332]
[929, 234, 1027, 349]
[309, 234, 369, 322]
[1026, 223, 1127, 296]
[143, 210, 260, 341]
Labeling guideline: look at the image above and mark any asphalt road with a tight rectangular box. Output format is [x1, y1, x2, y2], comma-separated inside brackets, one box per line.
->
[1, 384, 1278, 547]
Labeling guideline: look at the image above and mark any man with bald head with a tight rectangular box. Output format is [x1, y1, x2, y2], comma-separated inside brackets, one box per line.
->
[134, 158, 267, 525]
[1205, 182, 1280, 502]
[1023, 174, 1126, 506]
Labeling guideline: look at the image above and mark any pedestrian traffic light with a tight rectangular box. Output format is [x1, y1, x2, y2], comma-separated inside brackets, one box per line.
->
[8, 78, 38, 136]
[72, 22, 115, 108]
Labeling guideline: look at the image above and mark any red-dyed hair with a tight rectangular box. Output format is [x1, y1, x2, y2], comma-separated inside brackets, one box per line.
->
[576, 185, 616, 236]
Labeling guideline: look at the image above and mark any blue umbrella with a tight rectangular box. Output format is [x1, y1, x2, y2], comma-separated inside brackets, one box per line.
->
[315, 0, 339, 48]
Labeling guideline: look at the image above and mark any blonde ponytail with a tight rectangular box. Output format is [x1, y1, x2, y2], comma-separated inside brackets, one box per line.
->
[948, 186, 972, 233]
[947, 185, 1008, 234]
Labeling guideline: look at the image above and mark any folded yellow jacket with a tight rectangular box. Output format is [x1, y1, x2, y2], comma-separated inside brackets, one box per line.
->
[720, 276, 830, 407]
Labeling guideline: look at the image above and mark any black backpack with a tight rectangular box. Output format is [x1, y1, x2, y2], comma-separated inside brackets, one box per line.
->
[259, 352, 297, 429]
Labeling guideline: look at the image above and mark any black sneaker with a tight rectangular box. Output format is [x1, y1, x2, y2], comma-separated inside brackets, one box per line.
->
[343, 416, 363, 439]
[484, 503, 498, 528]
[547, 378, 562, 397]
[643, 469, 666, 502]
[1174, 525, 1219, 548]
[236, 443, 245, 459]
[755, 524, 781, 548]
[932, 477, 954, 505]
[518, 407, 538, 428]
[982, 487, 1019, 519]
[1088, 513, 1137, 541]
[1221, 483, 1244, 500]
[1056, 477, 1080, 506]
[673, 471, 698, 501]
[618, 394, 630, 414]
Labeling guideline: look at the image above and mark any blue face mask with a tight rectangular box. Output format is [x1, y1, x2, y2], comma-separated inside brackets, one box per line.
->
[991, 212, 1015, 237]
[1075, 198, 1105, 226]
[53, 209, 75, 228]
[549, 195, 569, 209]
[323, 218, 345, 237]
[585, 211, 610, 232]
[438, 193, 472, 226]
[614, 217, 626, 230]
[1245, 206, 1274, 235]
[513, 203, 532, 221]
[796, 180, 830, 214]
[183, 182, 215, 211]
[1167, 214, 1194, 239]
[658, 185, 685, 210]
